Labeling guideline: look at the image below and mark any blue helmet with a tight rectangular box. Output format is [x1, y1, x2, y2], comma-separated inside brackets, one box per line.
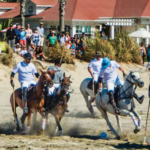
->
[102, 57, 111, 68]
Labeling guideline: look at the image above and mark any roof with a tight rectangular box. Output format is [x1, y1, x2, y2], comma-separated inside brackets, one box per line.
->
[0, 3, 20, 19]
[2, 0, 150, 21]
[31, 0, 57, 6]
[0, 2, 18, 8]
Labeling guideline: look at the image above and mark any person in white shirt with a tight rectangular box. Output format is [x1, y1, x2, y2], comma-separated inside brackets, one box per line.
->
[10, 53, 40, 114]
[19, 45, 28, 57]
[88, 51, 103, 101]
[37, 22, 44, 47]
[13, 43, 21, 54]
[59, 31, 66, 46]
[28, 42, 35, 56]
[99, 57, 144, 114]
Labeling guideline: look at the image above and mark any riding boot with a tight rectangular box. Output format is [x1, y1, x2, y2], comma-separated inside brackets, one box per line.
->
[66, 93, 70, 112]
[92, 82, 98, 103]
[109, 91, 120, 114]
[133, 93, 144, 104]
[22, 88, 28, 114]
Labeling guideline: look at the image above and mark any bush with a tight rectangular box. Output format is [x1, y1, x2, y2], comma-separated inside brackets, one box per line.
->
[43, 42, 75, 64]
[82, 32, 141, 64]
[0, 43, 15, 66]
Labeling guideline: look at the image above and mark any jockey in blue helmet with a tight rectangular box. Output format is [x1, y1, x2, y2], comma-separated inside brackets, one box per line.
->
[98, 57, 144, 114]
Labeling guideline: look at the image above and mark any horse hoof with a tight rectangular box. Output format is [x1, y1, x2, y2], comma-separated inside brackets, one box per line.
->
[116, 136, 121, 140]
[134, 128, 140, 134]
[59, 131, 63, 136]
[16, 124, 20, 131]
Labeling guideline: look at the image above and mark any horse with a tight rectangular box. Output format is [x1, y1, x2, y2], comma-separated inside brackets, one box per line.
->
[10, 70, 53, 134]
[44, 73, 72, 136]
[95, 71, 144, 139]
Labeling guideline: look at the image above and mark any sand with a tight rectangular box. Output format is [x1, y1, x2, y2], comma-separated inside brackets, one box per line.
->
[0, 54, 150, 150]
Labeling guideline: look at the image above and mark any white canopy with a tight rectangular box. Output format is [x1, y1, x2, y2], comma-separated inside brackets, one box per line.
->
[129, 28, 150, 38]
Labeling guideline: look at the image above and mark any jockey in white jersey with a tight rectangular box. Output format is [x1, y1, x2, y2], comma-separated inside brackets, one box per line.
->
[47, 58, 70, 112]
[10, 53, 40, 114]
[88, 51, 103, 101]
[99, 57, 144, 114]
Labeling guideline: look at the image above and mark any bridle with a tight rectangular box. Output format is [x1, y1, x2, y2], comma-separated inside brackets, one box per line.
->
[117, 72, 141, 101]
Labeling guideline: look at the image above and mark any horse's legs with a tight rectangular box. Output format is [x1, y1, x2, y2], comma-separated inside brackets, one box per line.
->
[83, 93, 94, 114]
[54, 115, 62, 136]
[26, 112, 31, 134]
[98, 106, 120, 138]
[116, 115, 122, 136]
[14, 114, 20, 131]
[20, 113, 27, 133]
[132, 109, 141, 129]
[121, 109, 140, 133]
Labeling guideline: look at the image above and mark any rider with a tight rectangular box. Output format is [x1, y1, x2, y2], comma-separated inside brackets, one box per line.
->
[99, 57, 144, 114]
[88, 51, 103, 101]
[47, 58, 70, 112]
[10, 53, 40, 114]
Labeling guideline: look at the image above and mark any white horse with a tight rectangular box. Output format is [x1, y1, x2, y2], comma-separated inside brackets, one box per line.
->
[80, 71, 144, 139]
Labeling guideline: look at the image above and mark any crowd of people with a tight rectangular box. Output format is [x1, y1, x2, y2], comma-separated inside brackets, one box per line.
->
[6, 22, 90, 60]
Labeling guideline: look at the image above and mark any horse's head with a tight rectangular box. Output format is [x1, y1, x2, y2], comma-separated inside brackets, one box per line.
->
[40, 69, 53, 87]
[127, 71, 144, 88]
[60, 73, 72, 92]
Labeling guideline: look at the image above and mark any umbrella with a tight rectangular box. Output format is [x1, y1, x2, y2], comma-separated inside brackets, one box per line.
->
[129, 28, 150, 38]
[1, 24, 20, 33]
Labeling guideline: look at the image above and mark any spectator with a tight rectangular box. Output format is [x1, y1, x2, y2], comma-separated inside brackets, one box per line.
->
[6, 24, 16, 48]
[19, 45, 28, 57]
[65, 32, 70, 42]
[65, 41, 71, 50]
[19, 26, 27, 47]
[14, 23, 20, 44]
[101, 31, 108, 41]
[48, 31, 57, 48]
[32, 29, 40, 47]
[59, 31, 66, 46]
[37, 22, 44, 47]
[80, 32, 88, 50]
[33, 46, 47, 60]
[28, 42, 35, 57]
[140, 42, 146, 65]
[46, 29, 53, 46]
[71, 40, 76, 59]
[26, 24, 33, 48]
[13, 43, 21, 53]
[147, 44, 150, 67]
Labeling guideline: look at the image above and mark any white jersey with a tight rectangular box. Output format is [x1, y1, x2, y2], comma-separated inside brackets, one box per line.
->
[12, 61, 38, 83]
[88, 58, 103, 74]
[19, 50, 28, 56]
[99, 61, 120, 84]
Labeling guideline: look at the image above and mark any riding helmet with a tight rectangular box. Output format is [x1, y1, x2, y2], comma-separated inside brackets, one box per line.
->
[24, 53, 32, 59]
[102, 57, 111, 68]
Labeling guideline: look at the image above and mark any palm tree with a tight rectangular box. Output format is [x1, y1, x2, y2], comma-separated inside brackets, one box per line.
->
[20, 0, 26, 26]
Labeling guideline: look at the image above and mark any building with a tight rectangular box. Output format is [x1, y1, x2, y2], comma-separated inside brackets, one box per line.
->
[0, 0, 150, 45]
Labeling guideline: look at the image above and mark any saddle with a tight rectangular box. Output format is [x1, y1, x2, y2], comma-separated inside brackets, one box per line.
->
[18, 86, 35, 100]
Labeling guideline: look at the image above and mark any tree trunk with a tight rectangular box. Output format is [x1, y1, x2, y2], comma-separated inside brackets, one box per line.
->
[20, 0, 26, 27]
[59, 0, 65, 34]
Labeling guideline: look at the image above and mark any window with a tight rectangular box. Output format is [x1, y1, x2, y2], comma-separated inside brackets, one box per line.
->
[28, 6, 33, 14]
[84, 26, 91, 34]
[76, 26, 82, 33]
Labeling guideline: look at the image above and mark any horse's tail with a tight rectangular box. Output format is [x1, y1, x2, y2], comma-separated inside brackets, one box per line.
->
[32, 60, 48, 70]
[10, 92, 17, 116]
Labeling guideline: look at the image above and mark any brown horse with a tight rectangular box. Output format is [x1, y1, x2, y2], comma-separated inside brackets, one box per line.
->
[45, 73, 72, 136]
[10, 70, 53, 134]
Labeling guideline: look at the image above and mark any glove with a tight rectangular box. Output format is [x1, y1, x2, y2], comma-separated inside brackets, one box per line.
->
[10, 80, 15, 88]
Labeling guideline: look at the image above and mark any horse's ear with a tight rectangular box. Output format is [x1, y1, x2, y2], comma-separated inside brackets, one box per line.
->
[69, 75, 71, 79]
[47, 70, 50, 74]
[63, 72, 65, 77]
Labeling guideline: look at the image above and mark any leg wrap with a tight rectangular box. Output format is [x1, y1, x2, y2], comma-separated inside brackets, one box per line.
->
[22, 88, 28, 107]
[66, 93, 70, 103]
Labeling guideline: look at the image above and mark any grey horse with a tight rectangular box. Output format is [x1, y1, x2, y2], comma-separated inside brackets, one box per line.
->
[80, 71, 144, 139]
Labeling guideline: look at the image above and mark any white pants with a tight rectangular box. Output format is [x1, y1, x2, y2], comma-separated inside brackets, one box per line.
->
[48, 84, 60, 96]
[107, 78, 124, 92]
[39, 37, 44, 46]
[20, 81, 36, 89]
[93, 74, 99, 82]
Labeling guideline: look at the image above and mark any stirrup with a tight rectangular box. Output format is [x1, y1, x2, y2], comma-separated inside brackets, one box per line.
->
[23, 107, 28, 114]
